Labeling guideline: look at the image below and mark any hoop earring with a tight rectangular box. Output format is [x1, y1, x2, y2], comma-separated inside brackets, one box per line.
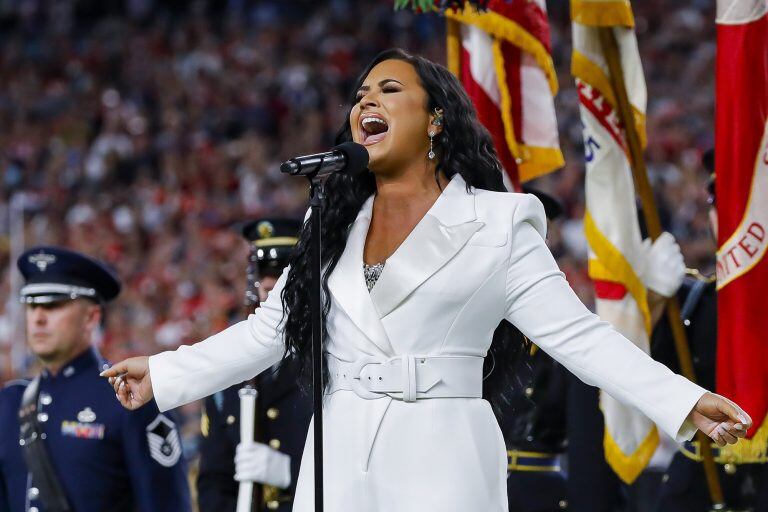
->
[428, 130, 436, 160]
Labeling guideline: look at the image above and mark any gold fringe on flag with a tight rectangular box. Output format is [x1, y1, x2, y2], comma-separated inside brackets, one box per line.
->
[584, 211, 652, 335]
[445, 4, 558, 94]
[492, 39, 565, 182]
[493, 38, 565, 183]
[572, 50, 647, 148]
[603, 421, 659, 483]
[446, 2, 563, 181]
[492, 39, 524, 164]
[720, 413, 768, 464]
[446, 18, 462, 77]
[517, 146, 568, 182]
[571, 0, 635, 28]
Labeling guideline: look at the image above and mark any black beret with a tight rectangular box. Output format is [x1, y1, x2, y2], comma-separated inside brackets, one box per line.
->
[17, 246, 121, 304]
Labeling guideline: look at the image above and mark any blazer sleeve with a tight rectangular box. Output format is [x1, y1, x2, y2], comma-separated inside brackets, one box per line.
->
[149, 266, 289, 412]
[504, 194, 706, 442]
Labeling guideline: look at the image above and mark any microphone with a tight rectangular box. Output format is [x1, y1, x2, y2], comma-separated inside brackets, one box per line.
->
[280, 142, 369, 178]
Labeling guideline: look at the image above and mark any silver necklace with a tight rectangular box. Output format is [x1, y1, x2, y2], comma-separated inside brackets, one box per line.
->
[363, 261, 386, 292]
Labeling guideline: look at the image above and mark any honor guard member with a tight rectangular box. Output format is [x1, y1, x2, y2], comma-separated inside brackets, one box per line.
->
[565, 201, 689, 512]
[197, 218, 312, 512]
[0, 246, 191, 512]
[499, 187, 569, 512]
[651, 151, 768, 511]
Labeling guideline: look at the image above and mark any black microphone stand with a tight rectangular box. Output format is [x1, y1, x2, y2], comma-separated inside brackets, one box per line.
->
[281, 141, 367, 512]
[308, 174, 325, 512]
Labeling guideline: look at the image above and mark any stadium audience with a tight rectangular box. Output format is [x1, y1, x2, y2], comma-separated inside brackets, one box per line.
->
[0, 0, 718, 443]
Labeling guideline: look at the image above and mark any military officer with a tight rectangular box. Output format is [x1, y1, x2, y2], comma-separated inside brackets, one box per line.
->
[651, 151, 768, 511]
[196, 218, 312, 512]
[500, 187, 569, 512]
[0, 246, 191, 512]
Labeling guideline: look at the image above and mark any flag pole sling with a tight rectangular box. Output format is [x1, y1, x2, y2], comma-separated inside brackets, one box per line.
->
[596, 26, 726, 508]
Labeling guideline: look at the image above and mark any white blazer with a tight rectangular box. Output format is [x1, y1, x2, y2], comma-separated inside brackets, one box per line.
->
[149, 174, 706, 512]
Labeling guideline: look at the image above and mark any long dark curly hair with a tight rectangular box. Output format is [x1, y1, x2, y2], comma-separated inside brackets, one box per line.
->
[280, 48, 529, 418]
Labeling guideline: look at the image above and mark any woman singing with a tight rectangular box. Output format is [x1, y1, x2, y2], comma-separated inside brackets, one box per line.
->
[103, 49, 751, 511]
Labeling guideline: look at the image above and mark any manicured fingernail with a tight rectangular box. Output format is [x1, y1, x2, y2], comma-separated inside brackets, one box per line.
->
[734, 423, 745, 431]
[738, 414, 748, 424]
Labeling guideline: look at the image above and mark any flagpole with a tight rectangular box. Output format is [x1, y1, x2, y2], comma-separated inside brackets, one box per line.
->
[596, 26, 726, 509]
[446, 18, 461, 77]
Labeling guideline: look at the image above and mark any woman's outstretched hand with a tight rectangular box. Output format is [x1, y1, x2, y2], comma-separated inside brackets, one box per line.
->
[689, 392, 753, 446]
[100, 356, 153, 410]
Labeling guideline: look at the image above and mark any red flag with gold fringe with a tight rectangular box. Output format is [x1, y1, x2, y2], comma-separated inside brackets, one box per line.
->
[445, 0, 562, 190]
[715, 0, 768, 460]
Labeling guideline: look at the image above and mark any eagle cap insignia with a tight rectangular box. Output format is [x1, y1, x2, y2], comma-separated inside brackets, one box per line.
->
[257, 221, 274, 240]
[28, 252, 56, 272]
[77, 407, 96, 423]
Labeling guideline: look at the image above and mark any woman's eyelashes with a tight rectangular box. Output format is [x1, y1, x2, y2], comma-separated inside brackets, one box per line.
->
[355, 86, 401, 103]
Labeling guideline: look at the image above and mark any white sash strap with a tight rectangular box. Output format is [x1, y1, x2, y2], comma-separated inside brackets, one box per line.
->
[326, 353, 484, 402]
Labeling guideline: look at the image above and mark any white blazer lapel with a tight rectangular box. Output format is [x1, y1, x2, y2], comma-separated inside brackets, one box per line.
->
[370, 175, 483, 318]
[327, 197, 394, 355]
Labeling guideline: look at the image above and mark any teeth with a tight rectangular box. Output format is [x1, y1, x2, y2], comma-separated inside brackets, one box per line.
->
[362, 117, 387, 128]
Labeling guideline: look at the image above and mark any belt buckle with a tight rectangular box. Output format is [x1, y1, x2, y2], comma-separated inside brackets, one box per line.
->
[508, 450, 519, 470]
[349, 355, 382, 400]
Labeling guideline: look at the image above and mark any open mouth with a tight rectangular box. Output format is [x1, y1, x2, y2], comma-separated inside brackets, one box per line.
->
[360, 115, 389, 146]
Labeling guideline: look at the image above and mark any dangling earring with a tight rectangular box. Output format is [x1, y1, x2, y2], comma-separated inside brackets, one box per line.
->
[428, 107, 443, 160]
[428, 130, 436, 160]
[432, 107, 444, 126]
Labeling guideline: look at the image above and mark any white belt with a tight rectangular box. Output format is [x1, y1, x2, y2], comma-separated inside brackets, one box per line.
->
[326, 354, 484, 402]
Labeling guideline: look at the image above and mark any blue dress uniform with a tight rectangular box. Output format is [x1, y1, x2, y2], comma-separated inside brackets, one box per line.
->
[500, 346, 569, 512]
[651, 274, 768, 511]
[0, 246, 191, 512]
[197, 360, 312, 511]
[564, 373, 624, 512]
[196, 218, 311, 512]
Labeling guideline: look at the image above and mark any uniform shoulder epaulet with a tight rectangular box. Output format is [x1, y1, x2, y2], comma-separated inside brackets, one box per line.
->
[2, 378, 31, 390]
[0, 379, 31, 401]
[685, 268, 716, 284]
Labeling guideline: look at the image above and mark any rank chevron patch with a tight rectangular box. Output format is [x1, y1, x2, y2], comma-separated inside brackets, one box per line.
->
[146, 414, 182, 467]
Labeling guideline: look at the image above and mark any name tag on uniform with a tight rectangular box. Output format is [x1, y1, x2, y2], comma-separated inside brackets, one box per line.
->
[61, 420, 105, 439]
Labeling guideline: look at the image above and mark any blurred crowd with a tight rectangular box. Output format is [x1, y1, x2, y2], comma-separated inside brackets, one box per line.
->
[0, 0, 718, 438]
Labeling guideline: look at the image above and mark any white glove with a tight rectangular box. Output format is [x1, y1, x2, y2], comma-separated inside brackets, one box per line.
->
[638, 232, 686, 298]
[234, 441, 292, 489]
